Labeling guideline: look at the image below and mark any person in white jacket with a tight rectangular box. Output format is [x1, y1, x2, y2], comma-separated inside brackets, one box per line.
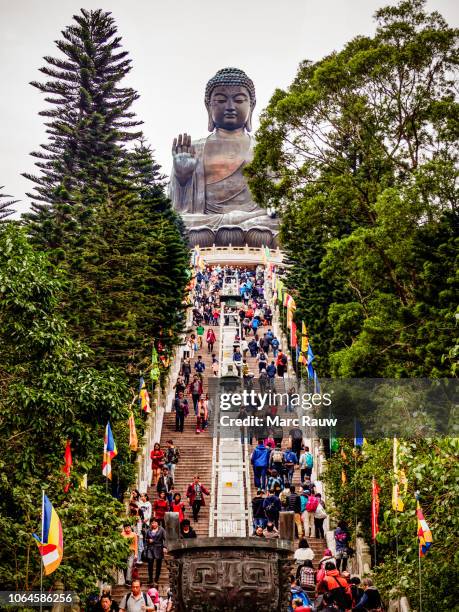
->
[294, 538, 315, 564]
[139, 493, 152, 524]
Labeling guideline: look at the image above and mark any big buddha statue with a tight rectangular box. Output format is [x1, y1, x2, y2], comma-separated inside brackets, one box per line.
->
[169, 67, 278, 248]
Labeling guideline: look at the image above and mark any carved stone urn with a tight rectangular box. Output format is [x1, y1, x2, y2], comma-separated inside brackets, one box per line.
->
[166, 537, 295, 611]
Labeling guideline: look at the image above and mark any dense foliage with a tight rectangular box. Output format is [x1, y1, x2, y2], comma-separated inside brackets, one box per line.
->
[324, 438, 459, 611]
[0, 226, 130, 595]
[22, 9, 189, 370]
[248, 0, 458, 606]
[247, 0, 458, 378]
[0, 9, 190, 598]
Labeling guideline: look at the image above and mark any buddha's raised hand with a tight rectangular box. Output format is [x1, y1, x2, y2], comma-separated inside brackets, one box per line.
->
[172, 133, 198, 185]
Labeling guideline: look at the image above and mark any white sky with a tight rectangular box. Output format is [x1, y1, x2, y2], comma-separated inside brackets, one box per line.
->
[1, 0, 457, 216]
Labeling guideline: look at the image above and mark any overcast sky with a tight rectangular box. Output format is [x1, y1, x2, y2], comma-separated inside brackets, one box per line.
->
[1, 0, 457, 216]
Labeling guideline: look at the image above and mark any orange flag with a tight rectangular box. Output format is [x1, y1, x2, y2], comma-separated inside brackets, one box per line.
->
[129, 412, 138, 451]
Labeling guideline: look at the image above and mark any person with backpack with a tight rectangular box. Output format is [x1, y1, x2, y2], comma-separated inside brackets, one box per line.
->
[284, 446, 298, 487]
[300, 488, 314, 538]
[317, 562, 352, 611]
[299, 447, 314, 482]
[289, 575, 312, 612]
[314, 493, 327, 539]
[251, 439, 270, 491]
[259, 368, 268, 393]
[286, 485, 304, 539]
[271, 335, 280, 357]
[251, 489, 267, 532]
[196, 323, 205, 348]
[270, 445, 285, 485]
[119, 579, 155, 612]
[164, 440, 179, 480]
[352, 577, 383, 611]
[296, 559, 316, 599]
[348, 577, 364, 608]
[334, 520, 350, 572]
[262, 489, 281, 528]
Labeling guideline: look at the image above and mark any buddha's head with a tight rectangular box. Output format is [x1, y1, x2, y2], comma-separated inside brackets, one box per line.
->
[205, 67, 256, 132]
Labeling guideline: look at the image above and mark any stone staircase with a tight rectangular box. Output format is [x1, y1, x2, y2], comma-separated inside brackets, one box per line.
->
[243, 344, 327, 568]
[112, 326, 217, 602]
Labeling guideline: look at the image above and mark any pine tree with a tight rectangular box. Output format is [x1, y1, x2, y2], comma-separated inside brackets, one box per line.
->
[22, 8, 142, 246]
[0, 187, 17, 221]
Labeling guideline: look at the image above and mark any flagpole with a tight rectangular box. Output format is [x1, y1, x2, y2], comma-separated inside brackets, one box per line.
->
[418, 546, 423, 612]
[372, 476, 377, 567]
[40, 489, 44, 612]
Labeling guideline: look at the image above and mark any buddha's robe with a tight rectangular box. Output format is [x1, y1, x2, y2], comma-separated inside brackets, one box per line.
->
[169, 132, 277, 231]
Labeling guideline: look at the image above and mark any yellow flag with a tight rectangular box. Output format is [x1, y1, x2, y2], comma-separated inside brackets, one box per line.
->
[392, 437, 405, 511]
[301, 321, 309, 352]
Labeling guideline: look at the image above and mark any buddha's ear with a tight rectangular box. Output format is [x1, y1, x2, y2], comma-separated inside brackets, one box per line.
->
[245, 107, 254, 132]
[206, 103, 215, 132]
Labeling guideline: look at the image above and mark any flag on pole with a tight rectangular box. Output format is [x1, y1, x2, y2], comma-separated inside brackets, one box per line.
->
[33, 495, 63, 575]
[301, 322, 309, 353]
[139, 376, 151, 413]
[416, 497, 432, 557]
[330, 436, 339, 453]
[129, 412, 138, 451]
[290, 321, 298, 347]
[392, 437, 407, 512]
[354, 420, 366, 448]
[371, 477, 380, 540]
[102, 422, 118, 480]
[62, 440, 72, 493]
[307, 344, 315, 378]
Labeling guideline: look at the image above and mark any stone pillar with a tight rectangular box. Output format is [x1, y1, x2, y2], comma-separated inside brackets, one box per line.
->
[279, 511, 294, 541]
[51, 580, 65, 612]
[165, 512, 180, 541]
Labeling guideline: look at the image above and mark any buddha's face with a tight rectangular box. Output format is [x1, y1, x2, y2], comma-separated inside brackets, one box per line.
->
[208, 85, 252, 131]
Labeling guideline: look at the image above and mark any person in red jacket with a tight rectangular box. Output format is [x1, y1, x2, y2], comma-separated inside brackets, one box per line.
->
[150, 443, 165, 486]
[206, 328, 216, 353]
[153, 491, 169, 527]
[186, 475, 210, 522]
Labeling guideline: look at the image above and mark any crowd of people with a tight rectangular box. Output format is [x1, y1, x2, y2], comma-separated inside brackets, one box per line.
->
[101, 264, 384, 611]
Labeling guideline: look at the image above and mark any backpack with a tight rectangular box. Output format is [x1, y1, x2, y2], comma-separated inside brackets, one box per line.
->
[126, 592, 148, 608]
[306, 453, 313, 468]
[264, 497, 278, 514]
[272, 449, 284, 463]
[284, 451, 296, 466]
[306, 496, 319, 512]
[299, 565, 315, 589]
[329, 576, 352, 610]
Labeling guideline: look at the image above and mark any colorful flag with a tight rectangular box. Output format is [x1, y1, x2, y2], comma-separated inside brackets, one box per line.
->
[139, 376, 151, 413]
[307, 344, 315, 379]
[371, 477, 380, 540]
[62, 440, 72, 493]
[290, 321, 298, 347]
[416, 497, 432, 557]
[128, 412, 138, 452]
[313, 370, 321, 393]
[33, 495, 63, 575]
[354, 420, 366, 448]
[301, 321, 309, 353]
[102, 422, 118, 480]
[330, 436, 339, 453]
[392, 437, 406, 512]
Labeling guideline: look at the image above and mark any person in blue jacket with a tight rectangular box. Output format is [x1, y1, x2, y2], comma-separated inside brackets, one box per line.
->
[251, 439, 270, 491]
